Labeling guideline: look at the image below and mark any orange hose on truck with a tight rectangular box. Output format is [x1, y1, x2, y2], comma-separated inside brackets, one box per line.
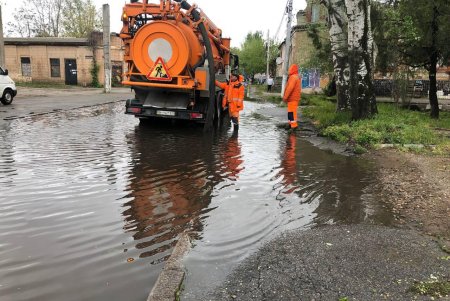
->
[121, 0, 239, 129]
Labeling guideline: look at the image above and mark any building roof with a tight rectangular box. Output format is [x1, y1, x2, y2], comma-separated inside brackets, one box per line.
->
[5, 37, 89, 46]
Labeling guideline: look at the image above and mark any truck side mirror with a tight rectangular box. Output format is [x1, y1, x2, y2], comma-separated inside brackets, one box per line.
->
[4, 69, 8, 76]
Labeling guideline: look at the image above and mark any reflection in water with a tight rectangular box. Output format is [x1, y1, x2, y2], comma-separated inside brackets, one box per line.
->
[182, 113, 393, 300]
[276, 131, 392, 227]
[122, 125, 243, 263]
[279, 132, 300, 195]
[0, 101, 393, 301]
[218, 130, 243, 181]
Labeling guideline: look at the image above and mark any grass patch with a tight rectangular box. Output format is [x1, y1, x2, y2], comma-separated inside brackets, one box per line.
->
[410, 279, 450, 298]
[251, 84, 266, 98]
[175, 282, 185, 301]
[249, 85, 328, 107]
[303, 95, 450, 153]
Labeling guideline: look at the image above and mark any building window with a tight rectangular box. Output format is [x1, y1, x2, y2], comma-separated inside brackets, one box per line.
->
[50, 58, 61, 78]
[21, 57, 31, 77]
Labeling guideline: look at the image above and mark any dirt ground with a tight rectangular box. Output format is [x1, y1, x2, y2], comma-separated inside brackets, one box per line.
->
[369, 149, 450, 245]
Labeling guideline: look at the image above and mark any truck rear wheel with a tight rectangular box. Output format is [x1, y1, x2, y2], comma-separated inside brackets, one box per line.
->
[1, 90, 14, 105]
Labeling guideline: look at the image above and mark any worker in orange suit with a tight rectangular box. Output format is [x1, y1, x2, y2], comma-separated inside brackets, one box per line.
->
[283, 64, 301, 129]
[215, 73, 245, 130]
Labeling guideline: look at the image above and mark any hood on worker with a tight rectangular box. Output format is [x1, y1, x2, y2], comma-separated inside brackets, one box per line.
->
[238, 75, 244, 82]
[288, 64, 298, 76]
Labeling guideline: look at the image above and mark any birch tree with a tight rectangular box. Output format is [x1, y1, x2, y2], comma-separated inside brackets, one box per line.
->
[63, 0, 102, 38]
[345, 0, 377, 120]
[7, 0, 64, 37]
[322, 0, 351, 111]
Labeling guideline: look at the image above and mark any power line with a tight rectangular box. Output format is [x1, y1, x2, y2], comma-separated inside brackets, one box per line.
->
[274, 0, 290, 42]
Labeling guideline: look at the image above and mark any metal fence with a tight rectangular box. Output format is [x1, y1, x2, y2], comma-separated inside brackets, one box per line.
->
[374, 79, 450, 97]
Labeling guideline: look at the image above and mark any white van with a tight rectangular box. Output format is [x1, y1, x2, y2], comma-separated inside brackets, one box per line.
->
[0, 67, 17, 105]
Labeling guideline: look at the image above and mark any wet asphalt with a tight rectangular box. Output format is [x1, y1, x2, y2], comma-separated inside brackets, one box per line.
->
[182, 104, 450, 301]
[0, 87, 132, 121]
[2, 90, 449, 301]
[196, 224, 450, 301]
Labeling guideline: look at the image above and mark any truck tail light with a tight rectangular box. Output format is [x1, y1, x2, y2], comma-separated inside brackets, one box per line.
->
[127, 107, 142, 114]
[190, 113, 203, 119]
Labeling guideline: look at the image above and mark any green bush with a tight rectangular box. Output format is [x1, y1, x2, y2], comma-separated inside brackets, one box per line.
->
[302, 95, 450, 153]
[354, 128, 383, 146]
[323, 124, 352, 142]
[354, 144, 368, 154]
[90, 63, 101, 88]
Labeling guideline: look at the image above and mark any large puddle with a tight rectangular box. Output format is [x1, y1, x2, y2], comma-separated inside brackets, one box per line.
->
[0, 101, 392, 301]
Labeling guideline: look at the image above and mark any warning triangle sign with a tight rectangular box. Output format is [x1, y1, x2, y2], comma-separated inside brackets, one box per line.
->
[147, 57, 172, 81]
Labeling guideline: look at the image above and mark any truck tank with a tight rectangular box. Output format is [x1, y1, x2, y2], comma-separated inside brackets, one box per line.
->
[120, 0, 238, 128]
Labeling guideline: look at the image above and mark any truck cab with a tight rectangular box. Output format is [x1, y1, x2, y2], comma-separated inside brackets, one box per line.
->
[0, 67, 17, 105]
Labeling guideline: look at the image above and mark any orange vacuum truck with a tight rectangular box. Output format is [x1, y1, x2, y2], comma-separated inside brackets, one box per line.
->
[121, 0, 238, 128]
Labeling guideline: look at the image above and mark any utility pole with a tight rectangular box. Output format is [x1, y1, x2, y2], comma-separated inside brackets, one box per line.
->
[281, 0, 293, 96]
[103, 4, 111, 93]
[0, 4, 5, 68]
[266, 29, 270, 82]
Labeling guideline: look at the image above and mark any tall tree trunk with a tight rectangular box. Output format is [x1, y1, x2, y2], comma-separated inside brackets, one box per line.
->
[324, 0, 351, 111]
[429, 3, 440, 119]
[345, 0, 377, 120]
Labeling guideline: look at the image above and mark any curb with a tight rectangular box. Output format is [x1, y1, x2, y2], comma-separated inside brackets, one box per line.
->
[147, 232, 191, 301]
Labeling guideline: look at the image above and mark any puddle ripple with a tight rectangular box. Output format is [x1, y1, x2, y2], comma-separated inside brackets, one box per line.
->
[0, 102, 392, 301]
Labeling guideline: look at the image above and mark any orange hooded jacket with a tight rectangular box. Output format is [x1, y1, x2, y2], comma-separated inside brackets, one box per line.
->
[283, 64, 301, 103]
[216, 76, 244, 113]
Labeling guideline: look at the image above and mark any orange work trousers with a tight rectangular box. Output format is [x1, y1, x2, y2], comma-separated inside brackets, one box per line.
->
[287, 101, 298, 128]
[229, 102, 240, 120]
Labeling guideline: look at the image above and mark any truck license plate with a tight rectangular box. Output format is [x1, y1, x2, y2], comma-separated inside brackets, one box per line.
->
[156, 110, 175, 116]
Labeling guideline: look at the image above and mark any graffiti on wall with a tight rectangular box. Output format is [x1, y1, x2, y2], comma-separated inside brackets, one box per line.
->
[300, 69, 321, 88]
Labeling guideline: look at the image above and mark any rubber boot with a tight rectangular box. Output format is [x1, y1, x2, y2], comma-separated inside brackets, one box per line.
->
[231, 117, 239, 131]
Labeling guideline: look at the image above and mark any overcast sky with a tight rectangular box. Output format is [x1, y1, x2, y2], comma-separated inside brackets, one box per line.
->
[1, 0, 307, 47]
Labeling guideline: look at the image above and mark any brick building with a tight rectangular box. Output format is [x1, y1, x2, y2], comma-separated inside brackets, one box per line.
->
[4, 32, 125, 86]
[277, 0, 329, 79]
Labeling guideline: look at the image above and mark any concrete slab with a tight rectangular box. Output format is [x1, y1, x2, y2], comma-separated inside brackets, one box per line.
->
[147, 232, 191, 301]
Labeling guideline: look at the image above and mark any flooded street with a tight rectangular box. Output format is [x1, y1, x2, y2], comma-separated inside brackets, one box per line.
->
[0, 101, 393, 301]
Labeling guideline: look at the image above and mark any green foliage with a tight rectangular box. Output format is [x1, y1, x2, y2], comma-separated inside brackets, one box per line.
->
[303, 95, 352, 128]
[305, 24, 333, 73]
[63, 0, 102, 38]
[411, 279, 450, 298]
[303, 95, 450, 153]
[399, 0, 450, 68]
[238, 32, 267, 76]
[90, 62, 101, 88]
[372, 2, 418, 73]
[354, 144, 368, 154]
[323, 124, 353, 143]
[373, 0, 450, 71]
